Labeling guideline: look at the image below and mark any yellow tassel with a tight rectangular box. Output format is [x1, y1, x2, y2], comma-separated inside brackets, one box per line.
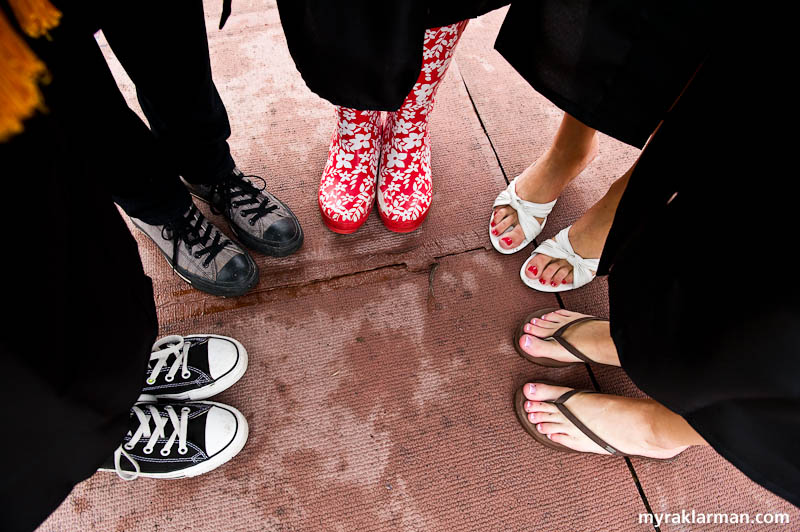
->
[0, 10, 49, 142]
[7, 0, 62, 38]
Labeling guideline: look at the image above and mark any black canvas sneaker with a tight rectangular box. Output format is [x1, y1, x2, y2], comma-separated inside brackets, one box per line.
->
[141, 334, 248, 401]
[183, 168, 303, 257]
[131, 204, 259, 297]
[100, 401, 248, 480]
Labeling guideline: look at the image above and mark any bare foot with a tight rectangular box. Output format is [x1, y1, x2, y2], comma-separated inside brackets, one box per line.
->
[491, 137, 599, 250]
[521, 383, 692, 459]
[523, 225, 601, 287]
[518, 309, 619, 366]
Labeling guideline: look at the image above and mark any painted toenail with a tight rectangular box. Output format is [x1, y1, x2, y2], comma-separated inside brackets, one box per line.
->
[562, 280, 567, 284]
[550, 281, 557, 287]
[491, 221, 496, 227]
[539, 278, 546, 285]
[529, 265, 538, 275]
[502, 237, 513, 246]
[492, 229, 498, 236]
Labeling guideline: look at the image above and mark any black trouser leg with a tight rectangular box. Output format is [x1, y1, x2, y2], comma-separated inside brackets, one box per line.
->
[0, 22, 158, 532]
[99, 0, 235, 187]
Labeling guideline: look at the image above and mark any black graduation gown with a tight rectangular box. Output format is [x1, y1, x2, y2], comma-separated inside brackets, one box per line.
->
[276, 1, 510, 111]
[278, 0, 714, 148]
[0, 9, 158, 532]
[600, 38, 800, 507]
[495, 1, 716, 147]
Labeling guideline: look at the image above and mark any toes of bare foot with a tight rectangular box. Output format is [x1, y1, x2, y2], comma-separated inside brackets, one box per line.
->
[492, 208, 516, 238]
[522, 382, 573, 402]
[524, 254, 551, 279]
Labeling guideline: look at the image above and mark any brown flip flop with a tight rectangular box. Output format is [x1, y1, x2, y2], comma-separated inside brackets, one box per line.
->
[514, 385, 671, 461]
[513, 307, 604, 367]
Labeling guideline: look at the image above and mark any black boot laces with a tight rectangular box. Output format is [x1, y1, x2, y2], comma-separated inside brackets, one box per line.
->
[210, 171, 279, 226]
[162, 205, 231, 268]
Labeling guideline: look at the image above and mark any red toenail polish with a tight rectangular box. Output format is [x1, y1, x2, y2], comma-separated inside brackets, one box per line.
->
[550, 281, 557, 287]
[502, 237, 512, 245]
[562, 280, 567, 284]
[531, 266, 538, 275]
[492, 229, 498, 236]
[491, 221, 496, 227]
[539, 278, 546, 285]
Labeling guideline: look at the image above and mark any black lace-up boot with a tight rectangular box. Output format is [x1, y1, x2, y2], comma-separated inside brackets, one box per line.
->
[183, 168, 303, 257]
[131, 204, 258, 297]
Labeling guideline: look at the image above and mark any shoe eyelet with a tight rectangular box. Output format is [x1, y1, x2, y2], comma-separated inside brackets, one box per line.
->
[160, 448, 171, 456]
[124, 443, 134, 451]
[181, 407, 191, 414]
[165, 375, 174, 382]
[178, 446, 188, 455]
[146, 377, 156, 385]
[182, 371, 191, 379]
[143, 447, 154, 455]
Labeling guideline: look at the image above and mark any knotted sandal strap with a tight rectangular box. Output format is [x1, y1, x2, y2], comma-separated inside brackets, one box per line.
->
[552, 390, 628, 457]
[550, 316, 604, 364]
[531, 226, 599, 289]
[493, 176, 556, 242]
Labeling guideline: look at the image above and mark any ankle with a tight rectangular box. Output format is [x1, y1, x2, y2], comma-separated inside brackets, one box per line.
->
[547, 135, 598, 167]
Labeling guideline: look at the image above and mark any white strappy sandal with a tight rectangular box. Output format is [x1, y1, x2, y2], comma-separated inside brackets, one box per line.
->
[520, 225, 599, 292]
[490, 176, 557, 255]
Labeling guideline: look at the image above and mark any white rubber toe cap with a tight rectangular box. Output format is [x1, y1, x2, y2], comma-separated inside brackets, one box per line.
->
[205, 406, 239, 457]
[207, 338, 239, 379]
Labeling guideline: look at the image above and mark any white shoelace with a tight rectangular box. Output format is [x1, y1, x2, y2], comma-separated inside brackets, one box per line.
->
[146, 335, 191, 386]
[113, 404, 191, 480]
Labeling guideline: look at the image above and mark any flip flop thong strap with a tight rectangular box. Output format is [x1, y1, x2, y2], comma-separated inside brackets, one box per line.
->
[552, 390, 626, 456]
[532, 226, 599, 288]
[550, 316, 604, 364]
[493, 177, 556, 241]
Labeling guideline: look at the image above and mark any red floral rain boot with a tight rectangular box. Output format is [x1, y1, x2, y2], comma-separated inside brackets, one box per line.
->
[377, 21, 468, 233]
[319, 107, 382, 234]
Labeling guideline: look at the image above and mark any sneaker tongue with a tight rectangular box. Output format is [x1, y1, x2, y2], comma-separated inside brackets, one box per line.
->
[186, 338, 211, 375]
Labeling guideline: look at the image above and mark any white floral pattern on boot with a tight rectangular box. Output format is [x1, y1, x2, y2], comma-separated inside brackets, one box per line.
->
[377, 21, 469, 232]
[319, 107, 382, 233]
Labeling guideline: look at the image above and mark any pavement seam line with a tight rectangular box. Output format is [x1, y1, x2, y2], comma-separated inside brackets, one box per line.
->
[459, 68, 510, 186]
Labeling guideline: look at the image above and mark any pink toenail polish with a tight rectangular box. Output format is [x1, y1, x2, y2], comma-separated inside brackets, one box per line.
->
[502, 237, 512, 245]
